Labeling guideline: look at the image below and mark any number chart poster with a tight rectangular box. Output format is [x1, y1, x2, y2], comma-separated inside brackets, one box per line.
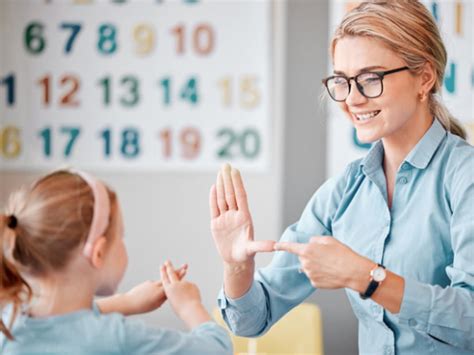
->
[327, 0, 474, 178]
[0, 0, 272, 172]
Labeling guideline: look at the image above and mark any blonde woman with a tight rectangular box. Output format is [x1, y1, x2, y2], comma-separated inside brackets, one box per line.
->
[210, 1, 473, 354]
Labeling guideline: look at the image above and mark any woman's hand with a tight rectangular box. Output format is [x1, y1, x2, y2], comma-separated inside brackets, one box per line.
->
[97, 264, 187, 316]
[160, 261, 211, 328]
[210, 164, 275, 265]
[275, 236, 374, 290]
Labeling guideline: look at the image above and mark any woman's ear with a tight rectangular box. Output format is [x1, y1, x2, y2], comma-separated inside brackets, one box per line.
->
[90, 236, 107, 269]
[420, 62, 437, 94]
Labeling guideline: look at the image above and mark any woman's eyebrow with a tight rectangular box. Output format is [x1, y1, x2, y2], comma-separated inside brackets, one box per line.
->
[333, 65, 387, 76]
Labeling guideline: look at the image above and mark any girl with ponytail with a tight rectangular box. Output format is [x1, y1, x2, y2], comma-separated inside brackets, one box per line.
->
[0, 170, 231, 353]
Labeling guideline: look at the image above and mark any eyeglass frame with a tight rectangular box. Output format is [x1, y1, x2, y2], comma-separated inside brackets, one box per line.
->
[322, 66, 410, 102]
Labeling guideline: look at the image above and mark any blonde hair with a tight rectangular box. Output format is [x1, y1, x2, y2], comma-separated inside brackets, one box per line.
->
[0, 171, 117, 340]
[330, 0, 467, 139]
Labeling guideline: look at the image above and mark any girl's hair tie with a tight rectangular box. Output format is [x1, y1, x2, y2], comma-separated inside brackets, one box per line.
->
[7, 215, 18, 229]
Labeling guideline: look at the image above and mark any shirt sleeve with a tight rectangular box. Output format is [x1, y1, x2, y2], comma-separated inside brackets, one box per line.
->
[398, 145, 474, 351]
[120, 318, 233, 355]
[217, 163, 355, 337]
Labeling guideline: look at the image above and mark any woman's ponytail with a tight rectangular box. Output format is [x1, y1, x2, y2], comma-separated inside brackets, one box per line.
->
[429, 94, 467, 139]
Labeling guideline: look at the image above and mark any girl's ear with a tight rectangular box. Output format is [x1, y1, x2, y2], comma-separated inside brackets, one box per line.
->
[90, 236, 107, 269]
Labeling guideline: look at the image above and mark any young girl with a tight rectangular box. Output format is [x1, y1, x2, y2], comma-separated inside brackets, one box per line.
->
[0, 170, 232, 354]
[211, 1, 473, 354]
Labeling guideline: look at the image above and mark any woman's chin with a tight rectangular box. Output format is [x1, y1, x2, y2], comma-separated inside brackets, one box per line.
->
[355, 128, 381, 144]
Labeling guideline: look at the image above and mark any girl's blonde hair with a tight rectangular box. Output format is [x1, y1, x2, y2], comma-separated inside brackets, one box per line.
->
[0, 171, 117, 340]
[331, 0, 466, 139]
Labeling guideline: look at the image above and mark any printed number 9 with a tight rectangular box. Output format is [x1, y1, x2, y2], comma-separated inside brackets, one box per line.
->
[134, 24, 155, 55]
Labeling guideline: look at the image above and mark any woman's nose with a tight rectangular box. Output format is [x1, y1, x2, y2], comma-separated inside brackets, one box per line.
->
[345, 80, 368, 106]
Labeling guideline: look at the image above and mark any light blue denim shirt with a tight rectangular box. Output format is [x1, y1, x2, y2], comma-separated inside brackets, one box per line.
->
[1, 303, 232, 354]
[218, 119, 474, 355]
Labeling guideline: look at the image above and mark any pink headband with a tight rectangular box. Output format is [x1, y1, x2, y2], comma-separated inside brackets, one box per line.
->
[73, 171, 111, 258]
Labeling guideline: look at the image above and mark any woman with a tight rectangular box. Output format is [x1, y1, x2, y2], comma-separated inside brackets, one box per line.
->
[209, 1, 473, 354]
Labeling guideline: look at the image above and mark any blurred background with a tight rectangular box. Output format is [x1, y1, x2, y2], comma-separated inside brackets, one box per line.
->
[1, 1, 472, 354]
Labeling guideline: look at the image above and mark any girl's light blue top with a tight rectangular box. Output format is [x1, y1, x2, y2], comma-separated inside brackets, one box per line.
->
[1, 303, 232, 354]
[218, 119, 474, 355]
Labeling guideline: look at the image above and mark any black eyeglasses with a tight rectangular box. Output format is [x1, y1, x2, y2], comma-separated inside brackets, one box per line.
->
[322, 66, 410, 102]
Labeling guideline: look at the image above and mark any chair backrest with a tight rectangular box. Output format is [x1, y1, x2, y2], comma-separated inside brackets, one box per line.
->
[213, 303, 324, 355]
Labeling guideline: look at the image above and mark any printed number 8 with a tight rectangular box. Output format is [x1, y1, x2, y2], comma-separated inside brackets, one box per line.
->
[98, 24, 117, 55]
[121, 129, 140, 158]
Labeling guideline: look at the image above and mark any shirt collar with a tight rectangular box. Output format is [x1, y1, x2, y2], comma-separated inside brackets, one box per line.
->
[404, 119, 446, 169]
[359, 118, 447, 174]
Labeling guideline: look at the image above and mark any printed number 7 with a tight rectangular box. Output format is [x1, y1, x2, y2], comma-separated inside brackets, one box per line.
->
[60, 23, 82, 54]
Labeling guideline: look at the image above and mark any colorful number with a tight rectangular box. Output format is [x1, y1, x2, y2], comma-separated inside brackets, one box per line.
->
[98, 24, 118, 55]
[38, 127, 81, 157]
[60, 23, 82, 54]
[121, 128, 140, 158]
[180, 77, 199, 105]
[98, 76, 140, 107]
[158, 127, 201, 159]
[193, 24, 214, 55]
[171, 24, 214, 55]
[100, 128, 140, 158]
[159, 77, 199, 106]
[0, 126, 21, 159]
[120, 76, 140, 106]
[37, 74, 80, 107]
[0, 74, 15, 106]
[217, 128, 260, 159]
[25, 22, 46, 54]
[133, 24, 155, 55]
[218, 76, 261, 109]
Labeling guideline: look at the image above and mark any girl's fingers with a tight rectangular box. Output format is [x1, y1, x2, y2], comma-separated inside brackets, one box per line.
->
[209, 185, 220, 218]
[160, 265, 170, 285]
[177, 264, 188, 279]
[216, 171, 229, 214]
[165, 261, 179, 283]
[222, 163, 237, 210]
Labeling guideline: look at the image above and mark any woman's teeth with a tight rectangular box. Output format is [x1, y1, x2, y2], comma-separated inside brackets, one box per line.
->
[355, 110, 381, 121]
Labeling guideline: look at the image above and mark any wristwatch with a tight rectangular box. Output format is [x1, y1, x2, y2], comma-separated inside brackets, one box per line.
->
[359, 263, 386, 300]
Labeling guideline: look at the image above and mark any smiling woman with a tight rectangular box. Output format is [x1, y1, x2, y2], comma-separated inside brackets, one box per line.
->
[210, 1, 474, 354]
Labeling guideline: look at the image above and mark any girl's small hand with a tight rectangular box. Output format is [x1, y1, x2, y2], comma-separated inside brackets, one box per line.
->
[160, 261, 204, 319]
[97, 264, 187, 316]
[123, 264, 188, 315]
[274, 236, 373, 290]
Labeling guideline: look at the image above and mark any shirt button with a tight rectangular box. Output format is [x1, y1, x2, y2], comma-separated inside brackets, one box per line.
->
[384, 346, 393, 355]
[408, 318, 417, 327]
[397, 176, 408, 184]
[371, 304, 379, 314]
[401, 163, 410, 170]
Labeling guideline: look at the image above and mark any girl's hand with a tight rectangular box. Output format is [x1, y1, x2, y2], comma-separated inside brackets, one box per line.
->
[209, 164, 275, 266]
[97, 264, 187, 316]
[274, 236, 374, 290]
[160, 261, 211, 328]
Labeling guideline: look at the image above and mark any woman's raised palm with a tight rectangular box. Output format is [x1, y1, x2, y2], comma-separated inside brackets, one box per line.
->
[210, 165, 274, 264]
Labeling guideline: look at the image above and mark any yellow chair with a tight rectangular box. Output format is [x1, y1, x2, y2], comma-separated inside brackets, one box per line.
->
[213, 303, 324, 355]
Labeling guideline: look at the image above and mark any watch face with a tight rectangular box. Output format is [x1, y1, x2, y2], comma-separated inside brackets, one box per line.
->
[372, 267, 386, 282]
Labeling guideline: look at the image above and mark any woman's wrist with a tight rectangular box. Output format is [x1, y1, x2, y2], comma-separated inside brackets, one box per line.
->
[347, 256, 376, 293]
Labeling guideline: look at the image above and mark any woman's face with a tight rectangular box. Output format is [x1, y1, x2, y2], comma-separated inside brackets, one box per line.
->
[333, 36, 422, 143]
